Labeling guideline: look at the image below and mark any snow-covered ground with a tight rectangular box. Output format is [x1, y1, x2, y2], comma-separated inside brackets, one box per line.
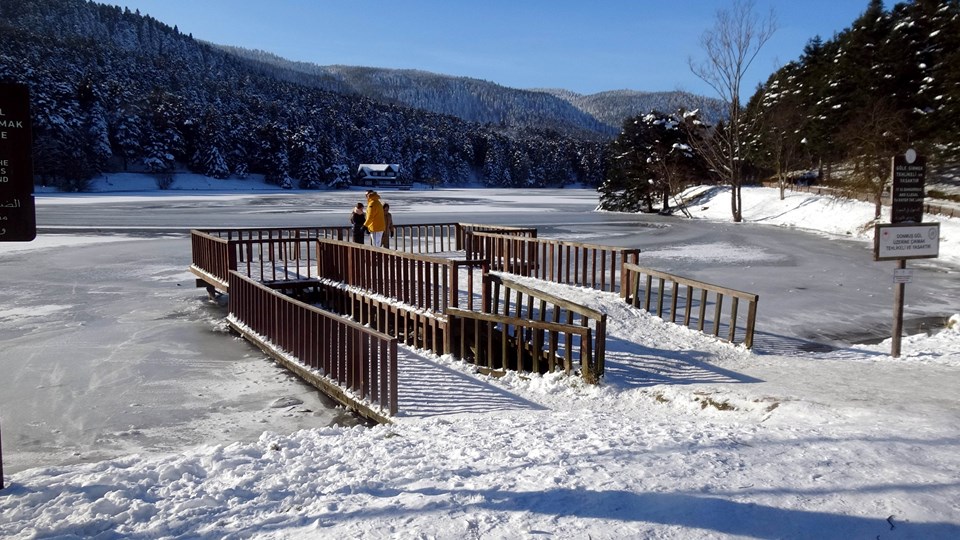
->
[2, 178, 959, 539]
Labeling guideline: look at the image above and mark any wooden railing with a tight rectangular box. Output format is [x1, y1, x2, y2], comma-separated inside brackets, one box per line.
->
[322, 284, 449, 355]
[354, 222, 535, 254]
[467, 232, 640, 293]
[190, 230, 235, 289]
[228, 271, 398, 416]
[234, 234, 319, 284]
[483, 273, 606, 380]
[457, 223, 538, 247]
[198, 226, 350, 242]
[313, 266, 609, 382]
[446, 308, 597, 383]
[191, 224, 511, 294]
[187, 223, 762, 421]
[392, 223, 459, 253]
[316, 238, 487, 313]
[191, 227, 348, 292]
[621, 263, 759, 348]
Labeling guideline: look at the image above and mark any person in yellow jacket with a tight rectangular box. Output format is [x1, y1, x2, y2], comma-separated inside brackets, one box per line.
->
[363, 190, 386, 247]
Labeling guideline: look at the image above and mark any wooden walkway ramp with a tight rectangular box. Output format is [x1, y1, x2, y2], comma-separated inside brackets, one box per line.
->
[190, 223, 758, 424]
[393, 347, 546, 418]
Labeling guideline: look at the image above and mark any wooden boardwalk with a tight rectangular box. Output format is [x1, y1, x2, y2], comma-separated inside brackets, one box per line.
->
[190, 222, 758, 424]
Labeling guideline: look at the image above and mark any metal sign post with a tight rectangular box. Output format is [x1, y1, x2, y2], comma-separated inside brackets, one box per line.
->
[891, 259, 907, 358]
[874, 149, 937, 357]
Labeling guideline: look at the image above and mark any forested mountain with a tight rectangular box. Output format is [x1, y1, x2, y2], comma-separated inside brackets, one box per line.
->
[540, 88, 725, 130]
[217, 46, 727, 140]
[214, 46, 618, 140]
[0, 0, 608, 190]
[746, 0, 960, 183]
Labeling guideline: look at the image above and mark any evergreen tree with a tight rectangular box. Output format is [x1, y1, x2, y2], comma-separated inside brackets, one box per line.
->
[141, 91, 184, 187]
[599, 111, 704, 212]
[112, 109, 142, 171]
[191, 111, 231, 179]
[747, 63, 808, 199]
[746, 0, 960, 184]
[255, 122, 293, 188]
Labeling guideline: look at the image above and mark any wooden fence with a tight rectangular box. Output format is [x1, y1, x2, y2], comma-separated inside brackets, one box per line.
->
[481, 272, 606, 381]
[315, 238, 488, 313]
[319, 282, 449, 355]
[391, 223, 460, 253]
[389, 222, 536, 253]
[458, 223, 538, 244]
[467, 231, 640, 293]
[446, 308, 598, 383]
[621, 262, 759, 348]
[191, 227, 349, 292]
[768, 181, 960, 219]
[228, 271, 398, 417]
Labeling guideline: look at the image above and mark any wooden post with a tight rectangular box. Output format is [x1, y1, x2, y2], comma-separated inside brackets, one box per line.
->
[1, 417, 4, 490]
[892, 259, 906, 358]
[449, 262, 459, 311]
[744, 297, 758, 350]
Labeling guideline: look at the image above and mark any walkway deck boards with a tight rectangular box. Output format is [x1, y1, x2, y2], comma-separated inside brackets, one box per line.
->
[394, 347, 546, 419]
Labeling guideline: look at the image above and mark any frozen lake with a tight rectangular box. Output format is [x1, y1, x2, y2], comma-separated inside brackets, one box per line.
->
[2, 187, 958, 474]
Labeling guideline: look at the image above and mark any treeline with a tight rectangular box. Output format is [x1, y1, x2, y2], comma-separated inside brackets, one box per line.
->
[0, 0, 606, 191]
[746, 0, 960, 181]
[599, 0, 960, 217]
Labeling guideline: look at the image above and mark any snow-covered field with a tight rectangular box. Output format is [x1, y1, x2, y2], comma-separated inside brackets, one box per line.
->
[1, 180, 959, 539]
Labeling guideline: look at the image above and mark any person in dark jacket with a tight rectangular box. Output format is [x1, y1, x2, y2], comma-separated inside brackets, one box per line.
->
[382, 203, 394, 248]
[350, 202, 366, 243]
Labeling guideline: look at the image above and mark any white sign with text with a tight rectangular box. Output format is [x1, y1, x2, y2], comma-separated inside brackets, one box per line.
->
[874, 223, 940, 261]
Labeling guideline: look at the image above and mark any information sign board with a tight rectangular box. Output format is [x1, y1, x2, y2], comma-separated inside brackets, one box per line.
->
[890, 149, 925, 224]
[874, 222, 940, 261]
[892, 268, 914, 284]
[0, 82, 36, 242]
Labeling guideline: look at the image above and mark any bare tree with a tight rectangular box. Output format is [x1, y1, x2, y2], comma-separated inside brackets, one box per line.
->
[688, 0, 777, 222]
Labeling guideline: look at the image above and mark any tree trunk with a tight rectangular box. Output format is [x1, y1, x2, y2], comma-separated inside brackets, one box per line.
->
[777, 162, 786, 200]
[730, 187, 738, 220]
[733, 184, 743, 222]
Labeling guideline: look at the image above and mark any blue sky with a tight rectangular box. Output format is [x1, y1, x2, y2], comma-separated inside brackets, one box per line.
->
[103, 0, 877, 97]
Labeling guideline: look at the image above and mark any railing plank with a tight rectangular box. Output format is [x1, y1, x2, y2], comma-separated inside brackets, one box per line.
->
[621, 262, 759, 348]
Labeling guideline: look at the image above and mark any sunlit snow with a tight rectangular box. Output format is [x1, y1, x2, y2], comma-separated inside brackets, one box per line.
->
[1, 179, 959, 539]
